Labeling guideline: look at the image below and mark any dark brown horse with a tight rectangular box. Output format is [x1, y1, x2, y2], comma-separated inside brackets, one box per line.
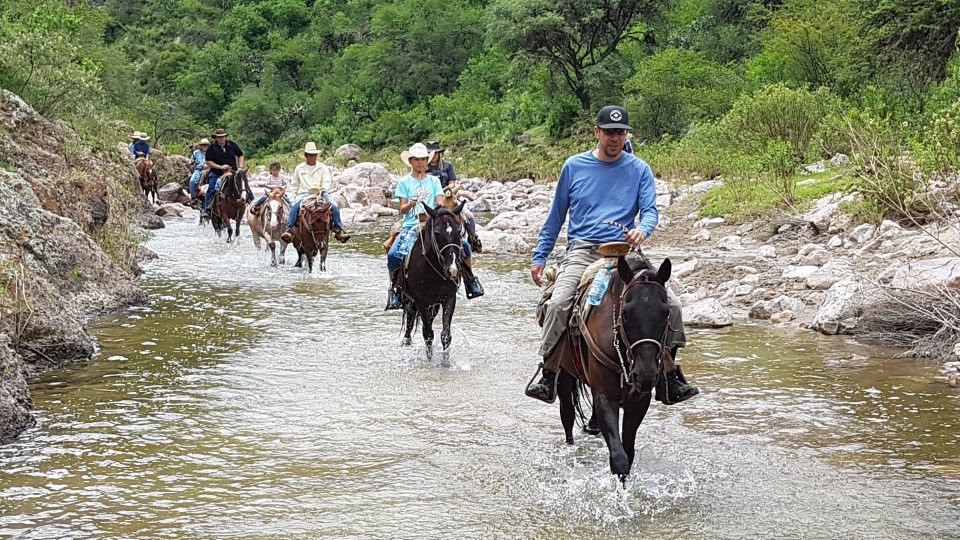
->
[137, 159, 159, 204]
[550, 254, 673, 482]
[210, 170, 251, 243]
[397, 201, 465, 363]
[288, 197, 331, 272]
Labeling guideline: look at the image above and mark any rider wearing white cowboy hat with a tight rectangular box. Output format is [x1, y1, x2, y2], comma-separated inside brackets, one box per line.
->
[129, 131, 151, 161]
[280, 142, 350, 243]
[384, 142, 484, 310]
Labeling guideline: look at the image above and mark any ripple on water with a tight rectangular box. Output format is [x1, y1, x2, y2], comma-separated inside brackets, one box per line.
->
[0, 218, 958, 538]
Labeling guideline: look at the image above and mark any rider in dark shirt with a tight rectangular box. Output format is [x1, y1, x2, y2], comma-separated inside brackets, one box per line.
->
[425, 141, 482, 255]
[203, 128, 248, 214]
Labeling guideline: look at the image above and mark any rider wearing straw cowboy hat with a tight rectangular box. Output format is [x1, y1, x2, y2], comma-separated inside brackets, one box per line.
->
[385, 142, 483, 310]
[129, 131, 151, 161]
[280, 142, 350, 244]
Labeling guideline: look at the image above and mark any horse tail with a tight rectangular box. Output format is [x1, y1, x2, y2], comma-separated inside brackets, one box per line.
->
[570, 378, 591, 428]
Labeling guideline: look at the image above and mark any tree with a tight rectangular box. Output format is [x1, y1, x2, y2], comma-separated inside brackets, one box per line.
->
[488, 0, 665, 111]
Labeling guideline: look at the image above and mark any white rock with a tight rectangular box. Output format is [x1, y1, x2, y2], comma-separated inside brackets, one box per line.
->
[683, 298, 733, 328]
[846, 223, 876, 244]
[332, 162, 393, 190]
[485, 211, 529, 231]
[878, 219, 902, 239]
[827, 235, 843, 248]
[673, 259, 700, 279]
[756, 245, 777, 259]
[805, 260, 854, 290]
[334, 143, 362, 159]
[804, 160, 827, 173]
[782, 265, 819, 279]
[741, 274, 760, 285]
[811, 280, 867, 335]
[749, 295, 804, 320]
[466, 197, 491, 213]
[656, 193, 673, 208]
[368, 203, 398, 216]
[693, 228, 711, 242]
[476, 230, 530, 254]
[889, 257, 960, 289]
[770, 310, 794, 323]
[798, 195, 841, 232]
[339, 207, 377, 223]
[734, 265, 759, 274]
[694, 216, 725, 228]
[831, 153, 851, 167]
[715, 235, 742, 251]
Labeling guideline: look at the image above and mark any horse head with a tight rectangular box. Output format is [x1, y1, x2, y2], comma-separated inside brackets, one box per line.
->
[614, 254, 672, 391]
[423, 201, 465, 281]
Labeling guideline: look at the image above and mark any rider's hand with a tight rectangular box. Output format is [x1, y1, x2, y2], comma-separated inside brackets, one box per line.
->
[531, 264, 545, 287]
[626, 229, 646, 249]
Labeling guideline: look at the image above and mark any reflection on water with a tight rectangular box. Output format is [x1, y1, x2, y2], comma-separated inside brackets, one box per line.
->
[1, 218, 958, 539]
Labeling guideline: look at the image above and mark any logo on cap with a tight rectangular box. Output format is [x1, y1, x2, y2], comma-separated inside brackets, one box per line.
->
[610, 110, 623, 121]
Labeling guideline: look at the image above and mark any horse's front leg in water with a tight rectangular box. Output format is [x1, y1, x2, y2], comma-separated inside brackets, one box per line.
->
[421, 305, 438, 360]
[621, 395, 652, 474]
[440, 296, 456, 364]
[595, 393, 630, 480]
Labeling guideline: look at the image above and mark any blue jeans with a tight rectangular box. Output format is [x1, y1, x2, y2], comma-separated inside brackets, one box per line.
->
[202, 170, 223, 211]
[288, 194, 343, 230]
[387, 225, 471, 271]
[189, 169, 203, 198]
[254, 194, 291, 207]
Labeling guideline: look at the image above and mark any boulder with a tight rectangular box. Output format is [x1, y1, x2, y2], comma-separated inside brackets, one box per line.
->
[831, 153, 851, 167]
[337, 186, 368, 206]
[782, 265, 819, 280]
[846, 223, 876, 244]
[368, 203, 399, 217]
[683, 298, 733, 328]
[476, 230, 530, 254]
[158, 182, 192, 206]
[466, 197, 491, 213]
[332, 162, 393, 190]
[770, 310, 794, 324]
[339, 207, 377, 223]
[756, 245, 777, 259]
[888, 257, 960, 289]
[827, 235, 843, 248]
[715, 235, 742, 251]
[365, 187, 387, 207]
[749, 295, 804, 320]
[805, 260, 853, 290]
[694, 216, 725, 228]
[656, 193, 673, 208]
[688, 179, 723, 194]
[811, 280, 869, 335]
[693, 228, 711, 242]
[335, 144, 362, 159]
[804, 160, 827, 173]
[673, 258, 700, 279]
[135, 211, 165, 230]
[793, 245, 831, 266]
[486, 211, 529, 231]
[797, 194, 841, 232]
[156, 203, 190, 218]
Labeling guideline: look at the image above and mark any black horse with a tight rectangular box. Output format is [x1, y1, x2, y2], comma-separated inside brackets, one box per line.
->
[552, 254, 673, 482]
[398, 201, 466, 363]
[210, 170, 251, 243]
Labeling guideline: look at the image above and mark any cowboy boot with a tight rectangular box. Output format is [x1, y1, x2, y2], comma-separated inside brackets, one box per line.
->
[656, 346, 700, 405]
[460, 260, 484, 299]
[525, 363, 558, 403]
[333, 226, 351, 243]
[385, 271, 402, 310]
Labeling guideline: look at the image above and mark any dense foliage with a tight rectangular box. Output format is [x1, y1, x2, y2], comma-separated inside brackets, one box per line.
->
[1, 0, 959, 218]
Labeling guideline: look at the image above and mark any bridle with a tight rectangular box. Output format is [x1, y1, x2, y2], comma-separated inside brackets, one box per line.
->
[419, 213, 463, 282]
[610, 272, 669, 392]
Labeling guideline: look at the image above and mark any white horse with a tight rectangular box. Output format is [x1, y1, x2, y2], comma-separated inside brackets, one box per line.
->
[247, 187, 290, 266]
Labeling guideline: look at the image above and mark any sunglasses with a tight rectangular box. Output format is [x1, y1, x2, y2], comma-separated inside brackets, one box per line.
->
[601, 128, 628, 136]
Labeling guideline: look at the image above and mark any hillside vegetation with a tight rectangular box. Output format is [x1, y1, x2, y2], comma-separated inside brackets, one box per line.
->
[2, 0, 960, 221]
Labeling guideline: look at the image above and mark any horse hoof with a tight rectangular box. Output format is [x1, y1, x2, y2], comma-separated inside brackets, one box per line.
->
[618, 474, 629, 487]
[565, 437, 575, 446]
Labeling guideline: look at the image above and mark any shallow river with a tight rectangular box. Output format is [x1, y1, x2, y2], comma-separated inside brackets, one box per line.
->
[2, 217, 959, 539]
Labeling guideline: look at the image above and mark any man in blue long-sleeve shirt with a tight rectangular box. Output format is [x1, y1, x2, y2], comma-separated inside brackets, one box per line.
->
[525, 105, 698, 405]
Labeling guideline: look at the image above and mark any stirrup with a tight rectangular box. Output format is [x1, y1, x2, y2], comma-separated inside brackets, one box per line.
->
[524, 362, 558, 404]
[465, 277, 484, 299]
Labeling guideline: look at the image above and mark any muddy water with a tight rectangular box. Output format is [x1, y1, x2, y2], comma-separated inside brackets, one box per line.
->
[1, 217, 959, 539]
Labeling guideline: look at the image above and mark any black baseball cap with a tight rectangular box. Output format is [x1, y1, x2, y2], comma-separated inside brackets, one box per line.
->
[596, 105, 631, 130]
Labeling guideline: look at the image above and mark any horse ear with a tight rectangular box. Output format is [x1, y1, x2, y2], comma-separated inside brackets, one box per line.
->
[454, 199, 466, 215]
[657, 258, 672, 284]
[423, 203, 439, 219]
[617, 256, 634, 283]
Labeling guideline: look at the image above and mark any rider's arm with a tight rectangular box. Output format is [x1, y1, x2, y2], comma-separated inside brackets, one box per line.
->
[445, 161, 458, 186]
[634, 162, 659, 240]
[532, 163, 571, 266]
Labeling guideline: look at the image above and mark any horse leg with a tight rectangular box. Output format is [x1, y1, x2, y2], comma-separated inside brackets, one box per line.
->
[278, 239, 288, 265]
[402, 301, 416, 347]
[225, 219, 233, 243]
[595, 393, 630, 480]
[585, 401, 601, 436]
[268, 240, 277, 267]
[557, 370, 577, 445]
[294, 248, 303, 268]
[421, 305, 438, 360]
[320, 242, 328, 272]
[439, 295, 456, 365]
[306, 251, 315, 273]
[621, 395, 652, 475]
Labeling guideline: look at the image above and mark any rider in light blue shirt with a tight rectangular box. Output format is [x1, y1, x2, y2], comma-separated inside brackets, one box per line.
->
[189, 138, 209, 199]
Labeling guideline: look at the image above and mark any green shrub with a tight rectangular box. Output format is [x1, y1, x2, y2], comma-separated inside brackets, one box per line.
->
[719, 83, 842, 159]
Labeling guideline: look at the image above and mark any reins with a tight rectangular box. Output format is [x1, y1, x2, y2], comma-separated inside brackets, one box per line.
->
[418, 214, 463, 282]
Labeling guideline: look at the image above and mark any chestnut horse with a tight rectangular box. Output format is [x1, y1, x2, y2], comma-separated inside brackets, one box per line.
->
[210, 170, 251, 243]
[137, 159, 159, 204]
[548, 254, 673, 483]
[247, 187, 290, 266]
[287, 196, 331, 272]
